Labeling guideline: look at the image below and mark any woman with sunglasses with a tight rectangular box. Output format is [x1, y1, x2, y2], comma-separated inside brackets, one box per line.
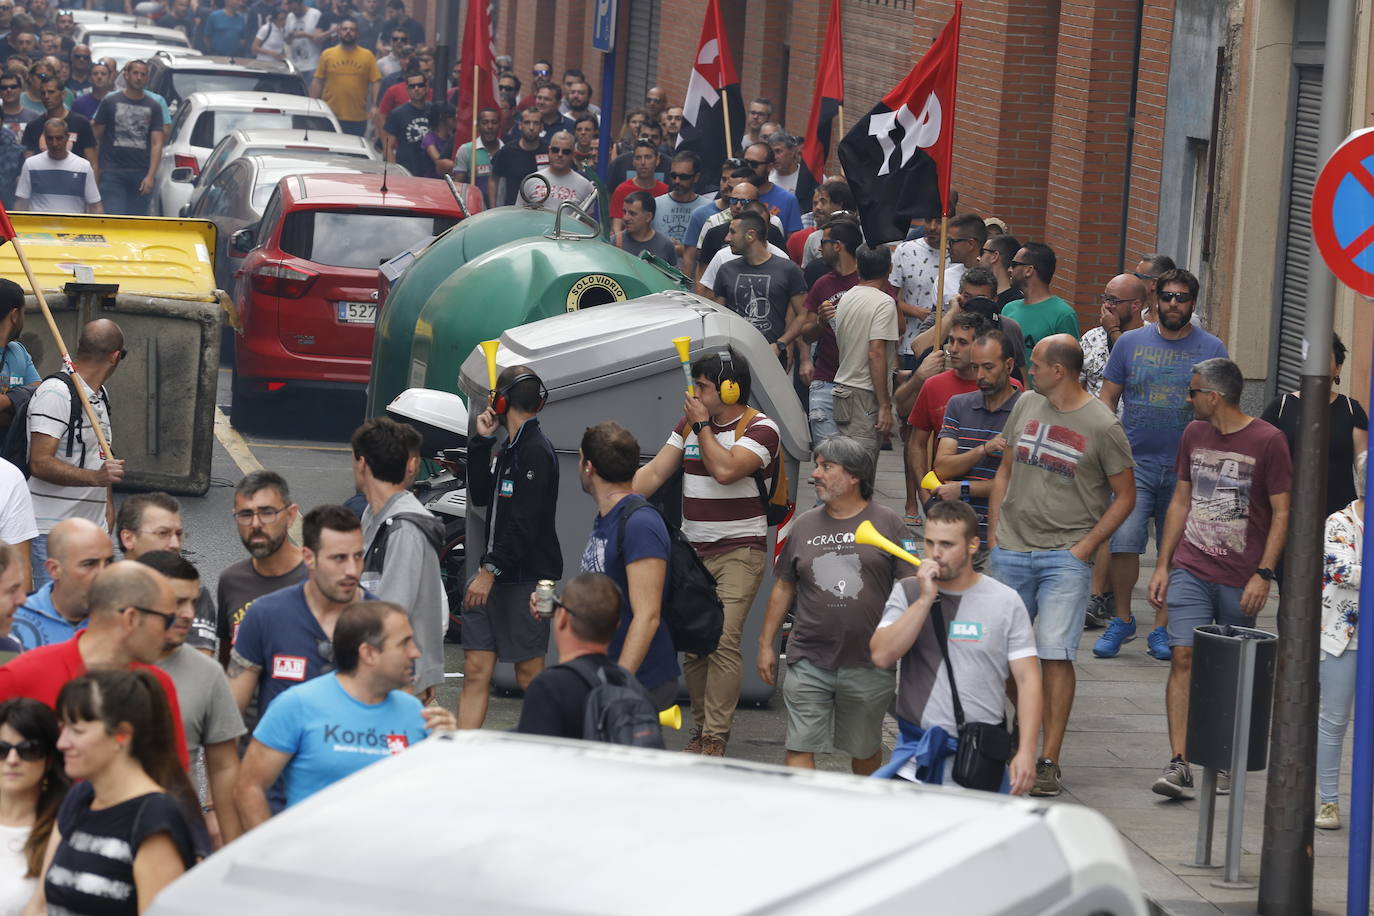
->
[0, 699, 67, 916]
[26, 670, 203, 916]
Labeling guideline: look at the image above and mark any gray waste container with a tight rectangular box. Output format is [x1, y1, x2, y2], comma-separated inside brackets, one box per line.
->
[20, 288, 222, 496]
[1185, 624, 1278, 771]
[457, 291, 809, 703]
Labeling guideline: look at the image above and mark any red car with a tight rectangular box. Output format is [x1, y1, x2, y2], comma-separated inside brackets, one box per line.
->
[228, 172, 476, 427]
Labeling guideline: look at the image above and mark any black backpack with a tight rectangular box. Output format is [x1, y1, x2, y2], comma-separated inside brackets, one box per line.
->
[561, 654, 665, 748]
[616, 496, 724, 656]
[0, 372, 101, 478]
[362, 511, 446, 573]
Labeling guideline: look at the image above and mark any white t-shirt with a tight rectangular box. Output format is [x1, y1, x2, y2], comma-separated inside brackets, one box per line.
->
[255, 20, 286, 61]
[535, 166, 594, 209]
[699, 241, 788, 290]
[0, 822, 35, 916]
[933, 262, 966, 307]
[26, 373, 111, 533]
[15, 152, 100, 213]
[770, 167, 799, 196]
[0, 456, 37, 545]
[833, 285, 899, 391]
[286, 7, 323, 72]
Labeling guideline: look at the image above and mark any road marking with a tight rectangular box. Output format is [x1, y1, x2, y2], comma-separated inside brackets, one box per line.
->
[213, 406, 304, 544]
[244, 442, 354, 452]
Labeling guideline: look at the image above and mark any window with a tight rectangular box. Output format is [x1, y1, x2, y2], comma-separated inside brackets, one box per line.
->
[170, 70, 305, 102]
[279, 209, 458, 269]
[189, 111, 337, 149]
[196, 161, 245, 216]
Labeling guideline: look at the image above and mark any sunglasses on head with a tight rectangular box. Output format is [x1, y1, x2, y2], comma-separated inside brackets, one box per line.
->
[0, 738, 47, 761]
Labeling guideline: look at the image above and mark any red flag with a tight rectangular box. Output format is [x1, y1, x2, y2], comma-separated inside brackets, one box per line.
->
[801, 0, 844, 183]
[837, 2, 961, 244]
[680, 0, 742, 183]
[454, 0, 497, 148]
[0, 200, 13, 243]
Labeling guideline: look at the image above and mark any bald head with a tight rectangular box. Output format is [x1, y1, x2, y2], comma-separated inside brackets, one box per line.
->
[74, 318, 124, 361]
[86, 561, 169, 620]
[1036, 333, 1085, 378]
[47, 517, 107, 562]
[1104, 273, 1147, 303]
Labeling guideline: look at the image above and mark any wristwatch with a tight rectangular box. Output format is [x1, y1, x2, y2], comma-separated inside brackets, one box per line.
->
[960, 480, 971, 497]
[691, 420, 706, 436]
[481, 561, 501, 578]
[1256, 567, 1276, 582]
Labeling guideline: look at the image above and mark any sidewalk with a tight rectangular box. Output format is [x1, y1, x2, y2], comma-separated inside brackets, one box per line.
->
[860, 446, 1357, 915]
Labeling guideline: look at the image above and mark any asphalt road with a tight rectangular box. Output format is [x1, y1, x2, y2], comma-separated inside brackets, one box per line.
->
[170, 368, 855, 771]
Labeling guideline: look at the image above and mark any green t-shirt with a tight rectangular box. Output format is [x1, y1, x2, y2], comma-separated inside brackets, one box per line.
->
[1001, 295, 1080, 351]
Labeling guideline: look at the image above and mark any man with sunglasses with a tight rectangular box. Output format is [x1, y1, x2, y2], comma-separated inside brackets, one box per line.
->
[495, 73, 520, 134]
[1002, 242, 1080, 352]
[0, 73, 37, 141]
[381, 0, 421, 49]
[0, 561, 191, 770]
[375, 28, 408, 79]
[742, 140, 801, 235]
[651, 150, 701, 255]
[1093, 269, 1228, 663]
[534, 129, 593, 210]
[1146, 357, 1289, 799]
[26, 320, 124, 576]
[217, 471, 306, 669]
[66, 44, 91, 92]
[381, 68, 436, 176]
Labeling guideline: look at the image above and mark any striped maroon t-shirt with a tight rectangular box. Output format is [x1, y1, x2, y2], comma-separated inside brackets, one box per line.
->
[669, 412, 781, 557]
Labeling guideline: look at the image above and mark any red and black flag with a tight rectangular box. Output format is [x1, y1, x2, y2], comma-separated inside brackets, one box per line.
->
[837, 2, 960, 245]
[680, 0, 743, 186]
[799, 0, 845, 209]
[453, 0, 497, 149]
[0, 202, 13, 246]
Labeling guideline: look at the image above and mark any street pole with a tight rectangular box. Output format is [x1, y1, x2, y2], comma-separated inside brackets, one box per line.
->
[1257, 1, 1354, 912]
[597, 46, 615, 182]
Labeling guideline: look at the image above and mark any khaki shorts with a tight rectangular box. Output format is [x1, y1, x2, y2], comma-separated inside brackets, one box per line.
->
[782, 657, 896, 758]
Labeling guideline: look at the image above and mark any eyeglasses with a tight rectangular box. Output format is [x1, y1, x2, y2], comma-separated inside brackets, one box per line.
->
[232, 505, 286, 524]
[32, 72, 51, 80]
[133, 605, 177, 630]
[390, 33, 406, 40]
[407, 81, 426, 89]
[548, 146, 572, 154]
[138, 527, 184, 541]
[1010, 259, 1030, 267]
[726, 196, 754, 206]
[819, 238, 838, 247]
[744, 158, 769, 167]
[72, 53, 90, 60]
[1187, 387, 1220, 397]
[533, 68, 550, 76]
[1132, 271, 1157, 282]
[1099, 294, 1139, 306]
[0, 84, 18, 91]
[947, 236, 975, 245]
[669, 172, 695, 180]
[1158, 291, 1194, 303]
[0, 738, 47, 761]
[981, 247, 997, 255]
[499, 85, 517, 93]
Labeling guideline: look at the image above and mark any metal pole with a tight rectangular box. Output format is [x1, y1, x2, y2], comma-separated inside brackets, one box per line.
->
[597, 45, 615, 182]
[1258, 1, 1354, 912]
[1216, 634, 1256, 889]
[1189, 766, 1219, 868]
[1347, 355, 1374, 915]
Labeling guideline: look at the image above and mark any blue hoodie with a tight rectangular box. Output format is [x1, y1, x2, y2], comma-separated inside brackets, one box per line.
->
[12, 582, 86, 652]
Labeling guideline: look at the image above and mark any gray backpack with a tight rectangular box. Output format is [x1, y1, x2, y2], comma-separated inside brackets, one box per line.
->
[561, 655, 665, 749]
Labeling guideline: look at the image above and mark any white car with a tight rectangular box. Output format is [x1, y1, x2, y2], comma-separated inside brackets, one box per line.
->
[148, 731, 1151, 915]
[182, 127, 380, 215]
[155, 91, 341, 217]
[76, 21, 191, 47]
[69, 9, 142, 26]
[88, 39, 196, 73]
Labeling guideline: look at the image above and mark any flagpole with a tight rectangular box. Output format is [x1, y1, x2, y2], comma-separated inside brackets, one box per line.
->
[470, 64, 479, 165]
[835, 104, 845, 176]
[10, 237, 114, 460]
[721, 90, 733, 157]
[934, 212, 948, 356]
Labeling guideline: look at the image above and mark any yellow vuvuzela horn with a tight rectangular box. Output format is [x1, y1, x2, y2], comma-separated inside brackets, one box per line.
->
[920, 470, 942, 490]
[855, 519, 921, 567]
[659, 705, 682, 729]
[479, 339, 500, 391]
[672, 335, 694, 396]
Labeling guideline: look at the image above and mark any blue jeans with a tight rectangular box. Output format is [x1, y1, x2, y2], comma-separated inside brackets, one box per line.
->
[1110, 456, 1176, 554]
[98, 170, 153, 215]
[1163, 567, 1248, 647]
[1318, 648, 1357, 803]
[808, 380, 837, 445]
[989, 546, 1092, 661]
[30, 533, 48, 590]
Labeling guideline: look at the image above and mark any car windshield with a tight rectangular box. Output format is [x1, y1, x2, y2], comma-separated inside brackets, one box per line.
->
[173, 71, 306, 99]
[191, 112, 337, 149]
[85, 28, 188, 45]
[280, 209, 457, 269]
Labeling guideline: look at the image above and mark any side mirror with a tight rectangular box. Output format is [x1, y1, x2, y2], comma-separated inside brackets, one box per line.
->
[170, 167, 194, 182]
[230, 227, 256, 254]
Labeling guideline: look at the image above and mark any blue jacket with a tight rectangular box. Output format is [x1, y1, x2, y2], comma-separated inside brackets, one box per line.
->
[12, 582, 85, 651]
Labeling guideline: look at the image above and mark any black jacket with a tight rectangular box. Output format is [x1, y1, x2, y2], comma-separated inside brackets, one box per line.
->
[467, 416, 562, 582]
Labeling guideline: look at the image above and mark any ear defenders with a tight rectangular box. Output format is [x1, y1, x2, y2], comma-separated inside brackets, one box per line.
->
[491, 373, 549, 415]
[716, 350, 741, 406]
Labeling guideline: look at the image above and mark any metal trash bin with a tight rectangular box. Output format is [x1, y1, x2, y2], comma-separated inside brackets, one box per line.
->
[1185, 624, 1278, 771]
[457, 292, 810, 703]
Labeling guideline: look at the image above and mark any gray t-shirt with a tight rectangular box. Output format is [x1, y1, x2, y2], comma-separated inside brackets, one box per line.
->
[156, 643, 245, 753]
[712, 253, 806, 344]
[617, 229, 678, 267]
[877, 575, 1036, 729]
[774, 502, 909, 670]
[652, 192, 701, 244]
[361, 490, 447, 692]
[995, 392, 1134, 552]
[536, 166, 594, 210]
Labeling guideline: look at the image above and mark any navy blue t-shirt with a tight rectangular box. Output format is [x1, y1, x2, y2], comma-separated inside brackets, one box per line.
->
[579, 496, 679, 690]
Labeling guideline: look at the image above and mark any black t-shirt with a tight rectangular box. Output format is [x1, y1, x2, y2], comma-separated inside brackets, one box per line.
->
[515, 653, 619, 739]
[1261, 392, 1368, 516]
[491, 141, 549, 205]
[996, 287, 1021, 309]
[93, 92, 163, 173]
[698, 220, 786, 270]
[215, 557, 309, 662]
[21, 111, 96, 155]
[384, 101, 434, 178]
[47, 782, 200, 916]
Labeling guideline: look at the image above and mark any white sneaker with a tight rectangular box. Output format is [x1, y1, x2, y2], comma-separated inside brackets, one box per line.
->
[1316, 802, 1341, 830]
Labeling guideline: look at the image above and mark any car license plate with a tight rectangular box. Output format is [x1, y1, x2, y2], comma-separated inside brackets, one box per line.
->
[337, 302, 376, 325]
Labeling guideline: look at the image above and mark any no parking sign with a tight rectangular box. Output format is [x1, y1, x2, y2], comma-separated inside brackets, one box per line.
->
[1312, 127, 1374, 295]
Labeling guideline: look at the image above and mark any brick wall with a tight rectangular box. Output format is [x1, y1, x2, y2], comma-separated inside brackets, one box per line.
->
[1124, 0, 1175, 262]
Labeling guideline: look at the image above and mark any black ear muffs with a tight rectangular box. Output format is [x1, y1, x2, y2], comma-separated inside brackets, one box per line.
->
[491, 373, 548, 415]
[716, 350, 741, 406]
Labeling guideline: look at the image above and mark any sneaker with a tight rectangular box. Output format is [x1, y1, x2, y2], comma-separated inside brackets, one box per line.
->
[1216, 770, 1231, 795]
[1146, 626, 1172, 660]
[1092, 615, 1137, 658]
[700, 734, 727, 757]
[1152, 756, 1194, 799]
[1030, 758, 1062, 797]
[683, 727, 703, 754]
[1083, 593, 1114, 630]
[1316, 802, 1341, 830]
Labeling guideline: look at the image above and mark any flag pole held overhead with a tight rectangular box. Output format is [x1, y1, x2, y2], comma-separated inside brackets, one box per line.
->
[802, 0, 845, 186]
[680, 0, 740, 185]
[0, 205, 114, 460]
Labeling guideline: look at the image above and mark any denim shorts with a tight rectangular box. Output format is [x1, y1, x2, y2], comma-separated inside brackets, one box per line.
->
[989, 546, 1092, 661]
[1109, 457, 1176, 554]
[1163, 567, 1249, 647]
[809, 379, 838, 445]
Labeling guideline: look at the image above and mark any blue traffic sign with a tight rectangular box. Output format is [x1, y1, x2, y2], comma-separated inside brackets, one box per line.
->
[593, 0, 617, 53]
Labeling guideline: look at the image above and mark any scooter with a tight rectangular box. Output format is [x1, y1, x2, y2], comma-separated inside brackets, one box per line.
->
[385, 388, 470, 641]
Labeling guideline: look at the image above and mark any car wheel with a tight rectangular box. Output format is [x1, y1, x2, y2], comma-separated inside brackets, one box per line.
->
[228, 364, 263, 431]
